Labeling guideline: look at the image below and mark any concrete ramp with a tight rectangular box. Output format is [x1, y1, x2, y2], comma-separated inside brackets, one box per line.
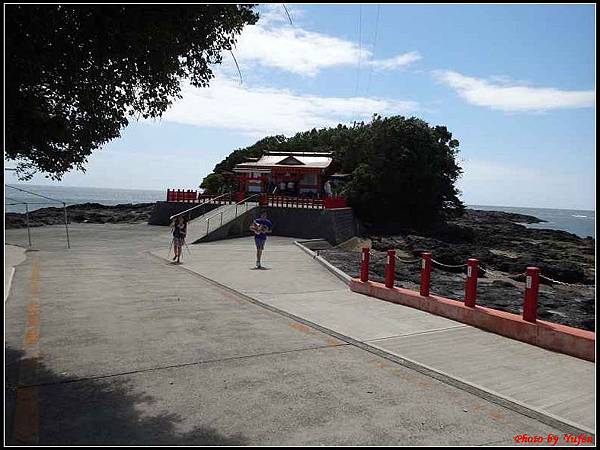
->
[188, 202, 260, 243]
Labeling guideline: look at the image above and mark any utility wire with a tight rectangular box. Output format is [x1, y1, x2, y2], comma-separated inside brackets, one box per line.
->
[354, 5, 363, 97]
[229, 50, 243, 85]
[282, 4, 294, 26]
[6, 185, 64, 204]
[365, 4, 381, 97]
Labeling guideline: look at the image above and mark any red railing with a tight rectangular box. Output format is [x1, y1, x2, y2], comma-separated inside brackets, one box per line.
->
[257, 195, 347, 209]
[166, 189, 198, 202]
[353, 249, 594, 361]
[166, 190, 236, 204]
[358, 248, 556, 323]
[166, 190, 347, 209]
[323, 197, 347, 208]
[260, 195, 324, 209]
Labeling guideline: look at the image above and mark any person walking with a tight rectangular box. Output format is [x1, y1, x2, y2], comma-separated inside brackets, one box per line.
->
[324, 179, 333, 198]
[170, 215, 188, 264]
[249, 211, 273, 269]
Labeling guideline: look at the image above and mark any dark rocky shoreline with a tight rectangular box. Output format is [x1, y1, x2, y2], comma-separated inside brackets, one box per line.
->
[5, 202, 155, 228]
[321, 209, 595, 331]
[5, 204, 595, 330]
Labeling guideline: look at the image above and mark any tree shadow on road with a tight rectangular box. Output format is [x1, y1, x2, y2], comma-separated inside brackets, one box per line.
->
[5, 347, 248, 446]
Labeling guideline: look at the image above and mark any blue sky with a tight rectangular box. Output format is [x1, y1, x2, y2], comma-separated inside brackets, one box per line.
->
[5, 4, 596, 210]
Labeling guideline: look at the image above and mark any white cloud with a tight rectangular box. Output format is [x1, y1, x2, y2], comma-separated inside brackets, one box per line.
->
[256, 3, 303, 27]
[229, 5, 419, 76]
[435, 70, 595, 112]
[158, 76, 419, 136]
[235, 25, 363, 76]
[369, 51, 422, 71]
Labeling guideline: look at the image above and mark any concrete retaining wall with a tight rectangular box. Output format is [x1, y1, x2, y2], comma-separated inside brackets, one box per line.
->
[148, 201, 220, 226]
[263, 207, 361, 245]
[350, 279, 595, 362]
[196, 206, 362, 245]
[195, 208, 257, 243]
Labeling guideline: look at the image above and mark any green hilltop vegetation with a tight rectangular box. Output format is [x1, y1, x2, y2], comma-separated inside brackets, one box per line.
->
[202, 114, 464, 227]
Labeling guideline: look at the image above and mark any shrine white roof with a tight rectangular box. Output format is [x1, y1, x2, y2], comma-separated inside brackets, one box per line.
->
[234, 154, 333, 170]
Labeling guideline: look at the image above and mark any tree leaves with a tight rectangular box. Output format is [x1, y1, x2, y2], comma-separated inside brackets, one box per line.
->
[204, 114, 464, 227]
[5, 4, 258, 180]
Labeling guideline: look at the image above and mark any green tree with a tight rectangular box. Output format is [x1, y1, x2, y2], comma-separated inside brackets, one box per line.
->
[5, 4, 258, 180]
[342, 115, 463, 226]
[203, 114, 464, 227]
[200, 173, 227, 194]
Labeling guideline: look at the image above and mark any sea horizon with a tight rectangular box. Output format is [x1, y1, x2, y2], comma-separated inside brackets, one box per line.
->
[4, 184, 595, 238]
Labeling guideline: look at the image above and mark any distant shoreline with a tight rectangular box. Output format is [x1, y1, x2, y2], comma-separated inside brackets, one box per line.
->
[4, 182, 596, 238]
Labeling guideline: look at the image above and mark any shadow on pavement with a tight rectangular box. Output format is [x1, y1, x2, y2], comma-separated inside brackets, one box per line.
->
[5, 347, 248, 446]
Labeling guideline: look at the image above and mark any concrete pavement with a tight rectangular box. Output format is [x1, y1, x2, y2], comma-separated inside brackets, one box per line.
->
[153, 236, 596, 434]
[4, 224, 593, 445]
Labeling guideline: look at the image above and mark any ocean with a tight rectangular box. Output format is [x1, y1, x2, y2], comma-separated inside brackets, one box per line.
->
[5, 184, 165, 213]
[4, 185, 595, 239]
[469, 205, 595, 239]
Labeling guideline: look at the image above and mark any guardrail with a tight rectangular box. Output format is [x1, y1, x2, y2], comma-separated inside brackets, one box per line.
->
[166, 189, 199, 202]
[169, 192, 232, 221]
[204, 193, 261, 235]
[167, 190, 348, 210]
[354, 247, 595, 361]
[259, 195, 347, 209]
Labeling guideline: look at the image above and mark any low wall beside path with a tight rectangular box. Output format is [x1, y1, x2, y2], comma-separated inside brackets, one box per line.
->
[195, 206, 363, 245]
[264, 207, 361, 245]
[350, 279, 595, 362]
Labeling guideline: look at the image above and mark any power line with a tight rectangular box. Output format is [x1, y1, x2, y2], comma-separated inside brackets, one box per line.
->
[354, 5, 362, 97]
[229, 50, 243, 85]
[365, 5, 381, 97]
[282, 4, 294, 26]
[6, 184, 64, 204]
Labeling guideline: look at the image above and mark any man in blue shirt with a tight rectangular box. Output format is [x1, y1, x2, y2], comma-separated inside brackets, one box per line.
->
[250, 211, 273, 269]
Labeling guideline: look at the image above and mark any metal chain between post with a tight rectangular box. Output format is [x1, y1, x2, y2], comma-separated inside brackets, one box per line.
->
[394, 254, 421, 264]
[431, 259, 468, 269]
[539, 274, 594, 288]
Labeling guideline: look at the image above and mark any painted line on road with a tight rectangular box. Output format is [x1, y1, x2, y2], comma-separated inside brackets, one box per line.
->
[148, 250, 595, 437]
[12, 254, 41, 445]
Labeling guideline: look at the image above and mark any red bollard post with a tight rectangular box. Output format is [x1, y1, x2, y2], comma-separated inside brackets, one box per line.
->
[523, 267, 540, 323]
[360, 247, 370, 282]
[464, 258, 479, 307]
[385, 250, 396, 288]
[420, 252, 432, 297]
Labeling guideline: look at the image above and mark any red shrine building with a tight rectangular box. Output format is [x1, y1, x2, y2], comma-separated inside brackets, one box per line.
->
[233, 151, 334, 197]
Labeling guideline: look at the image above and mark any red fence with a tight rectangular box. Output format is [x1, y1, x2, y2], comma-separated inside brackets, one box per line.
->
[258, 195, 347, 209]
[360, 248, 544, 323]
[323, 197, 347, 208]
[354, 248, 595, 361]
[166, 190, 236, 204]
[167, 189, 347, 210]
[166, 189, 198, 202]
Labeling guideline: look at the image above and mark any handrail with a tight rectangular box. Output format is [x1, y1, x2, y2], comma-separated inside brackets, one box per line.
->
[235, 193, 261, 206]
[204, 193, 260, 222]
[169, 192, 231, 221]
[205, 193, 261, 235]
